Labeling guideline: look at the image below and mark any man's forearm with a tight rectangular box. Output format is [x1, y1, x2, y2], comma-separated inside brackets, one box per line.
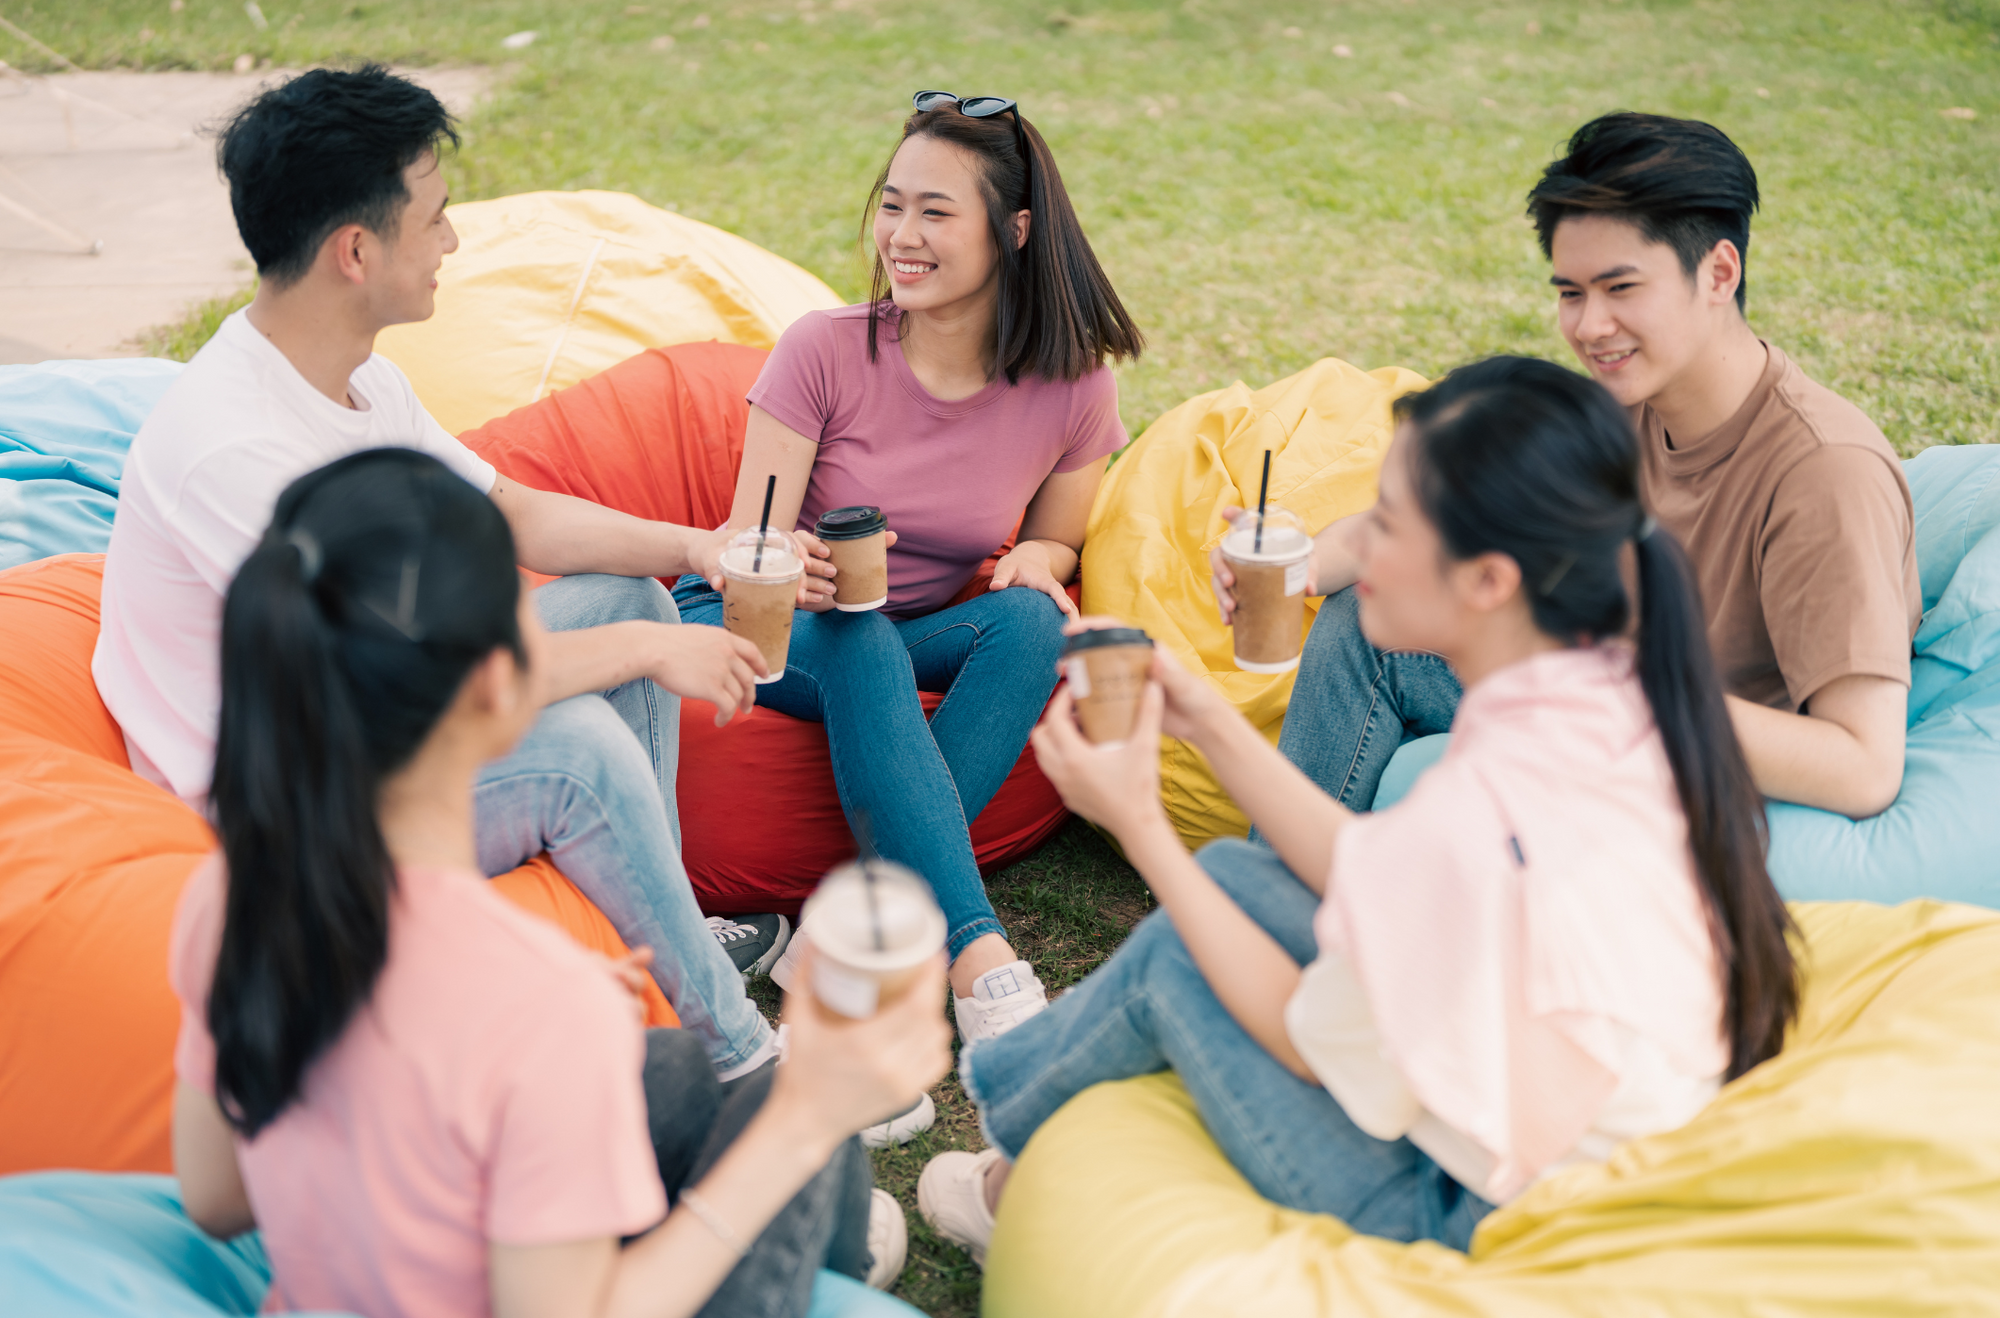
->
[495, 479, 706, 579]
[1727, 687, 1905, 819]
[540, 623, 669, 704]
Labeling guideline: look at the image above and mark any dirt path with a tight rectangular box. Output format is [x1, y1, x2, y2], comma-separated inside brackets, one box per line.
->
[0, 66, 493, 364]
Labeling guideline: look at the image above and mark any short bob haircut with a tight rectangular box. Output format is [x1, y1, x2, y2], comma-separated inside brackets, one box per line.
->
[863, 102, 1144, 384]
[217, 65, 459, 288]
[1526, 112, 1761, 313]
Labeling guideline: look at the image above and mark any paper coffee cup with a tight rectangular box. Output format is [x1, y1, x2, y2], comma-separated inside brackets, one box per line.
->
[799, 860, 947, 1019]
[1222, 505, 1312, 673]
[1062, 626, 1156, 747]
[814, 505, 889, 612]
[721, 530, 802, 684]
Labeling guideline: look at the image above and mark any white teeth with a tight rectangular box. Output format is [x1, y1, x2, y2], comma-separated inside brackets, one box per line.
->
[893, 261, 933, 274]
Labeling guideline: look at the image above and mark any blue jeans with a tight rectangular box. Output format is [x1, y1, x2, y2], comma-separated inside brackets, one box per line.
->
[960, 837, 1494, 1250]
[474, 574, 772, 1075]
[1265, 584, 1462, 817]
[674, 579, 1067, 958]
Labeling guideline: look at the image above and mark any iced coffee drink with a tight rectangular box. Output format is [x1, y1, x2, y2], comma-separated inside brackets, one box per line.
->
[1222, 506, 1312, 673]
[798, 860, 947, 1019]
[721, 530, 802, 683]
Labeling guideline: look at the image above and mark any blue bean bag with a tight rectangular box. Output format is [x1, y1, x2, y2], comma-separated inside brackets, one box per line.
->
[1765, 444, 2000, 907]
[1376, 445, 2000, 908]
[0, 1171, 925, 1318]
[0, 359, 181, 571]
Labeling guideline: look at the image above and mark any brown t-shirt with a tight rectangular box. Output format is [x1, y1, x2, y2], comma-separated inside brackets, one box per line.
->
[1637, 342, 1920, 712]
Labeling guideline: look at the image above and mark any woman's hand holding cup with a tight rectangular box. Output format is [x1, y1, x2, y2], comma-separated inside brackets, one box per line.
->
[1031, 673, 1169, 841]
[769, 943, 952, 1150]
[1209, 505, 1322, 624]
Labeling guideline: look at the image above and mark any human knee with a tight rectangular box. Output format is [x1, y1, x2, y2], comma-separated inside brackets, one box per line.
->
[982, 586, 1069, 660]
[523, 696, 660, 802]
[536, 572, 679, 631]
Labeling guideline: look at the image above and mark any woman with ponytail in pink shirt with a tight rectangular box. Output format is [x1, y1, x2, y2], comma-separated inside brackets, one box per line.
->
[918, 356, 1799, 1264]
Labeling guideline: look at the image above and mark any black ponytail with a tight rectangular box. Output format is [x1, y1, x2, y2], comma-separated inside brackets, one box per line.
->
[1397, 357, 1797, 1079]
[208, 448, 524, 1136]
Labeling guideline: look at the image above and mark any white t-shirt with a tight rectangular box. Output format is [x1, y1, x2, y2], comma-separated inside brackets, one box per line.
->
[92, 309, 496, 806]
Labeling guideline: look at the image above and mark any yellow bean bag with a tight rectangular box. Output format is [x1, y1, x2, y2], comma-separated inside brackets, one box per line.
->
[984, 899, 2000, 1317]
[374, 190, 842, 435]
[1080, 358, 1427, 849]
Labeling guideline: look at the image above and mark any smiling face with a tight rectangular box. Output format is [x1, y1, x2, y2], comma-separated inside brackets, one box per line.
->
[873, 133, 1020, 318]
[1549, 213, 1740, 409]
[364, 151, 458, 327]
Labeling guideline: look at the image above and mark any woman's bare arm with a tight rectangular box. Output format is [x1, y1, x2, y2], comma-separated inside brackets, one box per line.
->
[172, 1083, 255, 1239]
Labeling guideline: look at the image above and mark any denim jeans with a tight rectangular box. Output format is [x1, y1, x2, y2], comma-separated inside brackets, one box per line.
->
[1264, 584, 1463, 818]
[674, 579, 1067, 959]
[960, 837, 1494, 1250]
[641, 1030, 872, 1318]
[474, 574, 773, 1076]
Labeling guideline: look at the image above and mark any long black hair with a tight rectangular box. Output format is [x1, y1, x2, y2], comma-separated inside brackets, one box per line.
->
[208, 448, 524, 1136]
[863, 101, 1144, 384]
[1395, 356, 1797, 1079]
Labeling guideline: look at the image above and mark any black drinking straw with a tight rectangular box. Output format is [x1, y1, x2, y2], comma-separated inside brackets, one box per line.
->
[1254, 449, 1272, 554]
[854, 811, 886, 952]
[752, 473, 776, 574]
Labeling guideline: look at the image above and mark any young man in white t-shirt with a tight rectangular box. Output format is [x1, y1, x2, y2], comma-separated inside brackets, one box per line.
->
[95, 66, 781, 1077]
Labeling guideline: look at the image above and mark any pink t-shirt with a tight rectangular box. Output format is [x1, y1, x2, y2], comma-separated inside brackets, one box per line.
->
[1286, 646, 1728, 1203]
[748, 303, 1128, 618]
[169, 855, 665, 1318]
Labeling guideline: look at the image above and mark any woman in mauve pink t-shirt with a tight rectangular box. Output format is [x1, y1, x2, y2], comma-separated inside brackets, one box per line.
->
[679, 93, 1144, 1055]
[172, 448, 949, 1318]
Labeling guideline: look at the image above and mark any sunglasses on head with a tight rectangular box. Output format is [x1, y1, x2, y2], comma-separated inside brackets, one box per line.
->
[912, 90, 1031, 188]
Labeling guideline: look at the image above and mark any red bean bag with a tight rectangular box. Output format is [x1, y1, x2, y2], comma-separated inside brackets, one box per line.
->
[459, 341, 1072, 915]
[0, 554, 675, 1177]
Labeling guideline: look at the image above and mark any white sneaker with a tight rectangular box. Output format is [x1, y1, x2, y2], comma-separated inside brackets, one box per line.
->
[952, 960, 1049, 1044]
[860, 1091, 935, 1149]
[917, 1147, 1002, 1267]
[864, 1187, 908, 1289]
[768, 922, 808, 993]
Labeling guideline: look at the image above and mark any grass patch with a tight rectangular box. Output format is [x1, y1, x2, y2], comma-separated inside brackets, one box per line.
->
[32, 0, 1997, 450]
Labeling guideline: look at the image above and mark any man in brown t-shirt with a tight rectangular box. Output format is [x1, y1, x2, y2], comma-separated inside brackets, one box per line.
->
[1233, 112, 1916, 821]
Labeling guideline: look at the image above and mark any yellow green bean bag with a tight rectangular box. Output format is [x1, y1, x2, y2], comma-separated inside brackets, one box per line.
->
[1079, 358, 1426, 849]
[374, 190, 842, 435]
[984, 900, 2000, 1317]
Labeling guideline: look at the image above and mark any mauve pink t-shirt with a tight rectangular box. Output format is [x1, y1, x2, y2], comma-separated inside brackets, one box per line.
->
[170, 855, 665, 1318]
[748, 303, 1129, 618]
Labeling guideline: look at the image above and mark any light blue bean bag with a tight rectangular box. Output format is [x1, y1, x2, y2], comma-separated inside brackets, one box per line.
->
[1765, 443, 2000, 906]
[1375, 444, 2000, 908]
[0, 1172, 924, 1318]
[0, 358, 181, 571]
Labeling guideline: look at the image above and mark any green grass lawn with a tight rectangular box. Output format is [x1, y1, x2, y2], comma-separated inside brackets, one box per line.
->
[13, 1, 1995, 1313]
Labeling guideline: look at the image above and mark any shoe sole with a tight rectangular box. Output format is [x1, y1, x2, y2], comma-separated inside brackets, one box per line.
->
[861, 1091, 936, 1149]
[740, 915, 792, 979]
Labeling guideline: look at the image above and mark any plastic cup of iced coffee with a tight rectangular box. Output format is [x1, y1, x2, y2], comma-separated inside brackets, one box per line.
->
[814, 505, 889, 612]
[1222, 505, 1312, 673]
[721, 529, 802, 684]
[1061, 626, 1156, 747]
[798, 859, 947, 1019]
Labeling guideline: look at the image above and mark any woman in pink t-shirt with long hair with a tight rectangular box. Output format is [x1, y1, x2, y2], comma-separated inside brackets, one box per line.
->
[680, 92, 1144, 1069]
[170, 448, 950, 1318]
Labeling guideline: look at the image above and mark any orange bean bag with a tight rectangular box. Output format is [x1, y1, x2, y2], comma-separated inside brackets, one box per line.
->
[459, 341, 1072, 916]
[0, 554, 675, 1178]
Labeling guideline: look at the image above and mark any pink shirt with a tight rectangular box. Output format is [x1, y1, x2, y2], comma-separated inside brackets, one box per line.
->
[748, 303, 1128, 618]
[169, 855, 665, 1318]
[1285, 647, 1729, 1202]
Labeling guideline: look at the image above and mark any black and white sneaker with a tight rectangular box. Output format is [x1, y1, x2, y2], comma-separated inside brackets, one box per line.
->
[707, 914, 792, 979]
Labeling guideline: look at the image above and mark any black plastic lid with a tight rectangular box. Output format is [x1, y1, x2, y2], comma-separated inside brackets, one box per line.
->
[815, 505, 888, 540]
[1062, 626, 1153, 655]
